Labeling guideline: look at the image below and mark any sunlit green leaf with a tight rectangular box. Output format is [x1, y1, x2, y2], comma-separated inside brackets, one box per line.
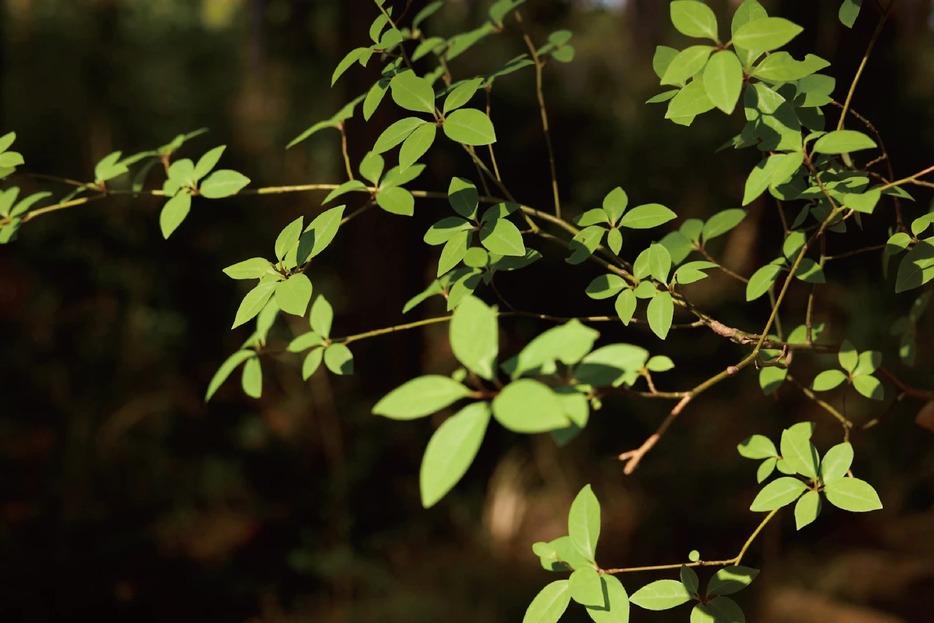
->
[492, 379, 569, 433]
[569, 567, 605, 608]
[749, 476, 807, 511]
[823, 477, 883, 512]
[274, 273, 313, 316]
[241, 356, 263, 398]
[159, 192, 192, 239]
[630, 579, 692, 611]
[707, 566, 758, 597]
[670, 1, 719, 41]
[443, 108, 497, 145]
[205, 350, 254, 401]
[232, 281, 277, 329]
[420, 402, 491, 507]
[737, 434, 777, 459]
[450, 296, 498, 380]
[568, 484, 601, 563]
[374, 375, 470, 420]
[522, 580, 571, 623]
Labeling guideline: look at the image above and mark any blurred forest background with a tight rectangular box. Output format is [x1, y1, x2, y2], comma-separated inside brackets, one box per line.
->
[0, 0, 932, 621]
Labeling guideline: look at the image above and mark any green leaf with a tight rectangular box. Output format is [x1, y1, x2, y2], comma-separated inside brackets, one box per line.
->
[420, 401, 491, 507]
[437, 231, 470, 276]
[703, 51, 743, 113]
[443, 108, 497, 145]
[7, 190, 50, 218]
[275, 216, 304, 262]
[757, 457, 777, 483]
[742, 157, 774, 206]
[376, 186, 415, 216]
[759, 367, 787, 395]
[575, 344, 649, 388]
[323, 180, 367, 205]
[568, 484, 601, 563]
[288, 332, 323, 353]
[373, 117, 426, 154]
[302, 348, 324, 380]
[606, 228, 623, 255]
[0, 131, 16, 153]
[732, 17, 803, 54]
[323, 343, 353, 375]
[666, 78, 715, 122]
[193, 145, 226, 180]
[673, 260, 717, 286]
[94, 150, 129, 183]
[691, 597, 746, 623]
[615, 289, 637, 325]
[661, 45, 714, 86]
[331, 46, 371, 86]
[389, 71, 435, 113]
[425, 217, 472, 246]
[275, 273, 313, 316]
[630, 579, 692, 611]
[522, 580, 571, 623]
[837, 339, 858, 372]
[232, 281, 277, 329]
[492, 379, 569, 433]
[159, 192, 192, 239]
[780, 425, 819, 479]
[702, 210, 746, 243]
[749, 476, 807, 511]
[646, 356, 675, 372]
[619, 203, 676, 229]
[223, 257, 272, 280]
[812, 130, 877, 154]
[570, 567, 605, 608]
[745, 261, 782, 301]
[794, 489, 821, 530]
[895, 238, 934, 293]
[680, 565, 700, 595]
[839, 0, 862, 28]
[653, 45, 679, 80]
[443, 78, 483, 114]
[298, 205, 346, 264]
[603, 187, 628, 223]
[310, 295, 334, 338]
[820, 442, 853, 484]
[585, 574, 630, 623]
[241, 356, 263, 398]
[853, 374, 884, 400]
[752, 52, 829, 83]
[450, 296, 498, 380]
[567, 226, 605, 264]
[647, 244, 672, 283]
[509, 319, 600, 378]
[670, 1, 719, 41]
[812, 369, 846, 391]
[200, 169, 250, 198]
[647, 291, 674, 339]
[205, 350, 254, 401]
[399, 123, 437, 171]
[823, 477, 882, 512]
[479, 217, 525, 256]
[374, 375, 470, 420]
[707, 566, 758, 597]
[586, 274, 627, 300]
[359, 151, 384, 185]
[737, 434, 777, 460]
[448, 177, 479, 219]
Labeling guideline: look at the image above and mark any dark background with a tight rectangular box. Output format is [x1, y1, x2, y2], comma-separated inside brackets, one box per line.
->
[0, 0, 932, 621]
